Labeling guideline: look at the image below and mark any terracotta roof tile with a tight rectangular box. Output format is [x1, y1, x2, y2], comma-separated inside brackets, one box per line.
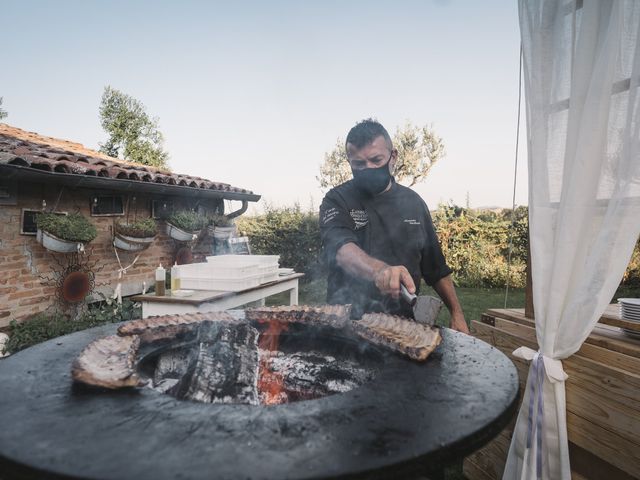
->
[0, 123, 255, 196]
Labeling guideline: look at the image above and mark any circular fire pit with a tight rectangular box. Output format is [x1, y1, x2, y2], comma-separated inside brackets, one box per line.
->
[0, 312, 518, 480]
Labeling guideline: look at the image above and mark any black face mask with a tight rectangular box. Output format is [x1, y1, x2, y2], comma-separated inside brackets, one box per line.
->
[351, 158, 393, 196]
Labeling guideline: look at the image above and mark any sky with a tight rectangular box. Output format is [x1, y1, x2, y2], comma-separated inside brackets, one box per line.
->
[2, 0, 528, 214]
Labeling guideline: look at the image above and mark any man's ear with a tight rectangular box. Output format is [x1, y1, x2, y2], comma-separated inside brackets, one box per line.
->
[389, 149, 398, 173]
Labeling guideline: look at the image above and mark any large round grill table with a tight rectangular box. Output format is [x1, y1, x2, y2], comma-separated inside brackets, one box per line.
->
[0, 318, 518, 480]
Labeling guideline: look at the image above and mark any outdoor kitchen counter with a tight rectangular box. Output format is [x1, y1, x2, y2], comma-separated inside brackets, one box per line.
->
[0, 317, 519, 480]
[131, 272, 304, 318]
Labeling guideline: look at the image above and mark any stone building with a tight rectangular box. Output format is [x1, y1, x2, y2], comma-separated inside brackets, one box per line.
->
[0, 124, 259, 327]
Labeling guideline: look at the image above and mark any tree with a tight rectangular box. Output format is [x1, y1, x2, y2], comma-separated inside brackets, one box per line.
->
[99, 86, 169, 169]
[0, 97, 7, 120]
[317, 122, 445, 190]
[317, 138, 351, 190]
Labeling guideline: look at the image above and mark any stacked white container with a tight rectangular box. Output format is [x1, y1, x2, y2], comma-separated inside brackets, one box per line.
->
[178, 255, 280, 291]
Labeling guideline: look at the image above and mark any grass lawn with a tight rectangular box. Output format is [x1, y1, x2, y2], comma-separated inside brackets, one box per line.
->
[266, 277, 639, 329]
[266, 276, 526, 327]
[432, 286, 525, 326]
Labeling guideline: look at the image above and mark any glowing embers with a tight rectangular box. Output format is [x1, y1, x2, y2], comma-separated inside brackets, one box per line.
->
[258, 320, 288, 405]
[142, 319, 379, 406]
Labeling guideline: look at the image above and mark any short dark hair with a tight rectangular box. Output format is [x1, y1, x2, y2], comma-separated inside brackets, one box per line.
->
[345, 118, 393, 151]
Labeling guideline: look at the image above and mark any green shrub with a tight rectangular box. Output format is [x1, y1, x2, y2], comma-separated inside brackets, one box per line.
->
[208, 214, 234, 228]
[116, 218, 157, 238]
[2, 298, 140, 355]
[237, 202, 640, 289]
[433, 205, 527, 288]
[622, 237, 640, 286]
[167, 211, 207, 232]
[36, 212, 98, 243]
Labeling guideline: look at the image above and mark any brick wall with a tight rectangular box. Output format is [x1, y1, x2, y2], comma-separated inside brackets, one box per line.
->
[0, 181, 221, 328]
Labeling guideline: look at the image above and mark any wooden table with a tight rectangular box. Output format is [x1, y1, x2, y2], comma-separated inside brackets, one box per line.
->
[131, 273, 304, 318]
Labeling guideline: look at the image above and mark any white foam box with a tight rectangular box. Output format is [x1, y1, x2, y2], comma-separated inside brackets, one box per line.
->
[178, 255, 281, 291]
[178, 262, 258, 279]
[180, 273, 265, 292]
[204, 255, 280, 278]
[205, 254, 279, 267]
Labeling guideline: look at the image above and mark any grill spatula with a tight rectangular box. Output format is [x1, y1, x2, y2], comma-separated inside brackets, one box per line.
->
[400, 284, 443, 326]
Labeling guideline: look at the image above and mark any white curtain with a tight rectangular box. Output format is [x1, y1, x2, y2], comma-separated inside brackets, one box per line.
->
[505, 1, 640, 479]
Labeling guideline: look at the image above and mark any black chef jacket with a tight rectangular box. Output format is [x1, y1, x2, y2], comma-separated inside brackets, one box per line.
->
[319, 179, 452, 318]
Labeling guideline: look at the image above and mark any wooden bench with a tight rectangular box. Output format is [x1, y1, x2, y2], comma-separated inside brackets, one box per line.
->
[464, 307, 640, 480]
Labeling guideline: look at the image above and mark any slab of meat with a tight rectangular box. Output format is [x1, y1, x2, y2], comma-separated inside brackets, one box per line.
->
[353, 313, 442, 361]
[244, 305, 351, 329]
[71, 334, 143, 389]
[117, 311, 236, 344]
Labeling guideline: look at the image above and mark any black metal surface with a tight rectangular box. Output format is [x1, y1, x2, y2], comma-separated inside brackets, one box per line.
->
[0, 317, 518, 480]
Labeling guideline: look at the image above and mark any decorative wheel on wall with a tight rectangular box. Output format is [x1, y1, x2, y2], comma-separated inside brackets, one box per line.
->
[39, 251, 107, 311]
[62, 271, 91, 303]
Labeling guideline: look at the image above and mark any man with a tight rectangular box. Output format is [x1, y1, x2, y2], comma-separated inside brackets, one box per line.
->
[319, 119, 468, 333]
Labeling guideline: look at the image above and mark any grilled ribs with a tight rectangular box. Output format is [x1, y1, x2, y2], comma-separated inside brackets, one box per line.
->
[71, 334, 143, 389]
[353, 313, 442, 361]
[245, 304, 351, 329]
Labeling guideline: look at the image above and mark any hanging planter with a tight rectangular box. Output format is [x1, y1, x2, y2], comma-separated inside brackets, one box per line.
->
[206, 214, 237, 237]
[36, 213, 97, 254]
[206, 215, 238, 255]
[114, 219, 157, 252]
[166, 211, 207, 243]
[38, 230, 85, 253]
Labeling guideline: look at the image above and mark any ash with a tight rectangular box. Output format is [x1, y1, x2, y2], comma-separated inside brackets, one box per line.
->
[261, 350, 375, 397]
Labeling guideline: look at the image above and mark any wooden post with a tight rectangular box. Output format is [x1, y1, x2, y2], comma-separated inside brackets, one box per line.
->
[525, 232, 535, 319]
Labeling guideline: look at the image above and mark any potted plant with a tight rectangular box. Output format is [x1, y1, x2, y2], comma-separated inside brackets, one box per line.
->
[207, 214, 237, 236]
[165, 211, 207, 242]
[114, 218, 157, 251]
[207, 214, 238, 255]
[36, 213, 97, 253]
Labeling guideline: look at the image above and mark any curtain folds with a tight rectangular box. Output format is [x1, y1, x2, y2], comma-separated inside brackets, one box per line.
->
[505, 1, 640, 478]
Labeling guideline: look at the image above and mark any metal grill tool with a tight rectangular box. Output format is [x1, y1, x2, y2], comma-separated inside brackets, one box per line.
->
[400, 284, 443, 326]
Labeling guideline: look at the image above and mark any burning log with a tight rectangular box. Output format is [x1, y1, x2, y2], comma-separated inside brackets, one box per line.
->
[245, 304, 352, 329]
[169, 322, 260, 405]
[151, 347, 191, 393]
[353, 313, 442, 361]
[71, 335, 143, 389]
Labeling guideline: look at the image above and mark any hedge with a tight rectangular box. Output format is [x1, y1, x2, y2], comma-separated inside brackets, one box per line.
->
[237, 204, 639, 289]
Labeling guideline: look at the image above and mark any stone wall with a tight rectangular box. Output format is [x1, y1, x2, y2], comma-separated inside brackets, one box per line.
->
[0, 181, 222, 328]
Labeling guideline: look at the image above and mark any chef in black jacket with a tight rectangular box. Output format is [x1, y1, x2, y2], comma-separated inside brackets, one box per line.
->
[320, 119, 468, 333]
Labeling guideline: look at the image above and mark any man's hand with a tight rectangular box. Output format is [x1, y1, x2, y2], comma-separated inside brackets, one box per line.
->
[450, 310, 469, 334]
[432, 275, 469, 335]
[335, 243, 415, 299]
[373, 265, 415, 298]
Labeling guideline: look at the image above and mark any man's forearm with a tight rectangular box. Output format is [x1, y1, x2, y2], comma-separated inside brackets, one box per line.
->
[336, 242, 416, 296]
[336, 242, 388, 280]
[433, 274, 469, 333]
[432, 275, 463, 314]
